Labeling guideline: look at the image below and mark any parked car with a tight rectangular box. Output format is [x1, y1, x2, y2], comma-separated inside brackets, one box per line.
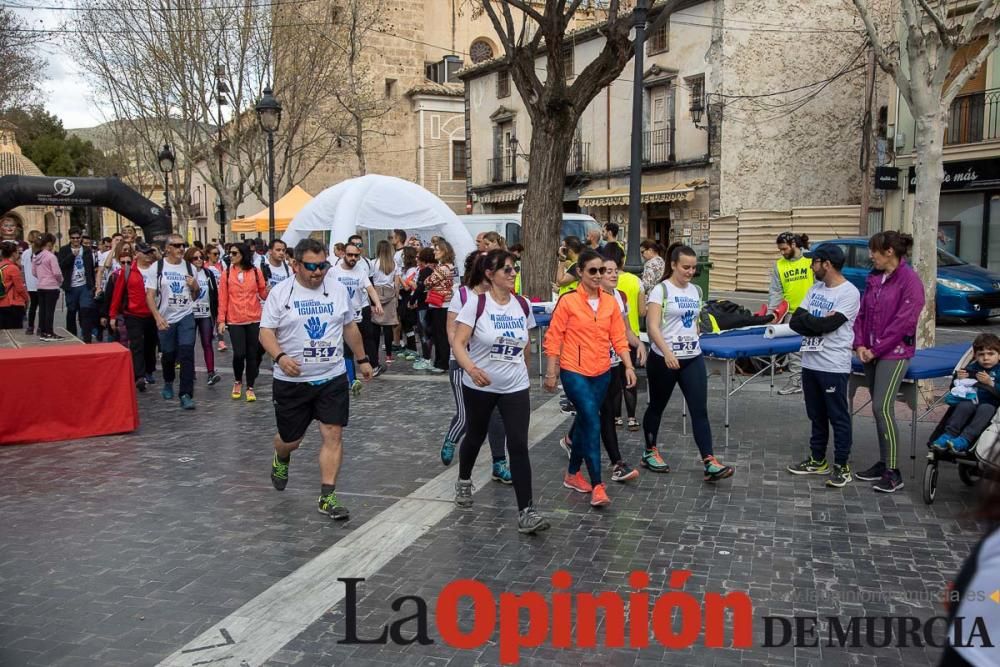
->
[812, 237, 1000, 320]
[459, 213, 602, 248]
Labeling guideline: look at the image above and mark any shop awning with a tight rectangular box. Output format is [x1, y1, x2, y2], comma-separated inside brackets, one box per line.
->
[230, 185, 314, 234]
[578, 179, 707, 207]
[475, 188, 525, 204]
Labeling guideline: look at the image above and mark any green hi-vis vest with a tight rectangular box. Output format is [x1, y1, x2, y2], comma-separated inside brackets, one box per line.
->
[776, 256, 814, 312]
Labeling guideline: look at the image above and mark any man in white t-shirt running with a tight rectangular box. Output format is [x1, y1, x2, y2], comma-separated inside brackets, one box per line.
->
[260, 238, 373, 520]
[785, 244, 861, 488]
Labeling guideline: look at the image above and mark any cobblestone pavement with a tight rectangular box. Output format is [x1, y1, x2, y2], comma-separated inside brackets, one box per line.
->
[1, 328, 992, 667]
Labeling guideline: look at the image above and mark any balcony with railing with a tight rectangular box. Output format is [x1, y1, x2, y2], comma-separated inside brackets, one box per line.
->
[567, 141, 590, 174]
[642, 128, 672, 164]
[944, 87, 1000, 146]
[488, 154, 518, 184]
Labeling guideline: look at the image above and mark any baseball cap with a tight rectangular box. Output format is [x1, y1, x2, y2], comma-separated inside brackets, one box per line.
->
[804, 244, 845, 267]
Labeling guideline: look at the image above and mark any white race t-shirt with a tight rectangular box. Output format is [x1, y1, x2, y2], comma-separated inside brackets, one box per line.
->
[447, 286, 476, 362]
[22, 247, 36, 291]
[261, 275, 355, 383]
[648, 280, 701, 359]
[265, 261, 292, 289]
[456, 292, 535, 394]
[192, 268, 213, 319]
[144, 259, 195, 324]
[799, 280, 861, 374]
[70, 247, 86, 287]
[330, 262, 372, 321]
[393, 248, 404, 273]
[372, 263, 398, 288]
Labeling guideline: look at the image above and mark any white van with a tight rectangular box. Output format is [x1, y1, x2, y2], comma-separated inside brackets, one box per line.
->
[459, 213, 601, 248]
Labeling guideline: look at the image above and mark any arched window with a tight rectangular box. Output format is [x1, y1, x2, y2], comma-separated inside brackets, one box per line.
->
[470, 39, 494, 64]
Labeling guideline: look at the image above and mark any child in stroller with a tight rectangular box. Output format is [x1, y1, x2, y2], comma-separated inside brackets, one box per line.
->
[931, 333, 1000, 454]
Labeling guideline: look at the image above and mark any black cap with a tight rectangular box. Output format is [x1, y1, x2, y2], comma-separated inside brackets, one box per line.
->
[804, 244, 845, 268]
[135, 241, 156, 255]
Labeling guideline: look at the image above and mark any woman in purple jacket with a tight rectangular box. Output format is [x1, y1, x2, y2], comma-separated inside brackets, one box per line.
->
[853, 231, 925, 493]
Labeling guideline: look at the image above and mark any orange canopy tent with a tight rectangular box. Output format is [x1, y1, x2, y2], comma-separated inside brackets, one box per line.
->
[229, 185, 313, 234]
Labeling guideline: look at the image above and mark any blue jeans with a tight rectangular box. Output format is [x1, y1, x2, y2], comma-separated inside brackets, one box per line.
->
[561, 369, 611, 485]
[158, 314, 196, 397]
[64, 285, 96, 342]
[802, 368, 852, 465]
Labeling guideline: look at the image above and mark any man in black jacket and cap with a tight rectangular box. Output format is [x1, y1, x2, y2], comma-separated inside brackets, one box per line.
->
[57, 226, 97, 342]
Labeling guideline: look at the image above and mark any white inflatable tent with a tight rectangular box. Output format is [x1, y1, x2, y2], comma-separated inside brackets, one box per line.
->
[281, 174, 476, 262]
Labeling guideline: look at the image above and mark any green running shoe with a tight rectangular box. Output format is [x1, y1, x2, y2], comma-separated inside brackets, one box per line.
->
[826, 463, 852, 488]
[702, 455, 734, 482]
[787, 457, 830, 475]
[640, 447, 670, 473]
[351, 379, 363, 397]
[271, 452, 289, 491]
[318, 491, 349, 520]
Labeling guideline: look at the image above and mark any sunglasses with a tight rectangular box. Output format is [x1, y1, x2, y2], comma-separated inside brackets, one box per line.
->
[585, 267, 607, 276]
[230, 251, 241, 256]
[345, 252, 361, 258]
[70, 236, 82, 241]
[192, 255, 203, 261]
[496, 265, 516, 275]
[301, 260, 332, 272]
[209, 251, 219, 256]
[120, 259, 133, 265]
[168, 243, 185, 249]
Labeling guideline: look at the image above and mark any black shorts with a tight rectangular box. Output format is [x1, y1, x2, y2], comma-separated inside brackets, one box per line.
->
[272, 374, 350, 443]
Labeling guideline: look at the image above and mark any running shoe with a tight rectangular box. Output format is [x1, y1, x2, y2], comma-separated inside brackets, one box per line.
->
[218, 340, 227, 352]
[440, 438, 457, 466]
[161, 383, 174, 400]
[429, 366, 446, 374]
[350, 379, 363, 396]
[517, 506, 550, 534]
[826, 463, 852, 488]
[931, 434, 952, 453]
[950, 436, 972, 453]
[627, 417, 640, 432]
[179, 394, 195, 410]
[271, 452, 289, 491]
[385, 354, 394, 364]
[786, 457, 829, 475]
[144, 373, 156, 385]
[777, 374, 802, 395]
[559, 400, 576, 416]
[558, 435, 572, 459]
[399, 350, 417, 361]
[492, 459, 512, 484]
[135, 377, 147, 393]
[611, 461, 639, 482]
[372, 365, 385, 378]
[614, 417, 624, 428]
[872, 469, 904, 493]
[207, 373, 222, 386]
[231, 381, 242, 400]
[24, 327, 33, 335]
[563, 471, 592, 493]
[640, 447, 670, 473]
[318, 491, 349, 520]
[753, 303, 768, 318]
[772, 300, 789, 322]
[590, 483, 611, 507]
[855, 461, 886, 481]
[245, 387, 257, 402]
[413, 358, 432, 370]
[454, 479, 474, 507]
[703, 455, 734, 482]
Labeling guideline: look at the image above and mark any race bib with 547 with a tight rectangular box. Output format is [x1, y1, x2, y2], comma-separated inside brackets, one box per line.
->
[669, 334, 700, 358]
[490, 336, 527, 363]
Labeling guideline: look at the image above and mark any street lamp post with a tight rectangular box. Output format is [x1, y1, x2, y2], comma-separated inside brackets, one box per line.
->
[158, 143, 176, 226]
[54, 205, 63, 242]
[255, 86, 282, 242]
[625, 0, 649, 275]
[216, 64, 229, 242]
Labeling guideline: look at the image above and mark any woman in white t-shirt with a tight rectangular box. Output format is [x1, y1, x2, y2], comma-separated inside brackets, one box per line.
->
[643, 243, 734, 483]
[185, 247, 222, 386]
[451, 249, 548, 535]
[371, 240, 400, 371]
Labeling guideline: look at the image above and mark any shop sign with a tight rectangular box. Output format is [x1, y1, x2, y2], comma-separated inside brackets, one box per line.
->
[907, 158, 1000, 193]
[875, 166, 899, 190]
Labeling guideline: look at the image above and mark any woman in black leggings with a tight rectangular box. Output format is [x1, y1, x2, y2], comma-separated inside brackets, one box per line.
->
[217, 242, 269, 402]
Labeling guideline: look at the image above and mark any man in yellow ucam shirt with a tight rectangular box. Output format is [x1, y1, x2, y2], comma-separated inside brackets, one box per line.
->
[770, 231, 814, 395]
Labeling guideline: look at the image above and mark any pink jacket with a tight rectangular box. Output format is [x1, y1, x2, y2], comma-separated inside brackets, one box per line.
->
[31, 249, 62, 290]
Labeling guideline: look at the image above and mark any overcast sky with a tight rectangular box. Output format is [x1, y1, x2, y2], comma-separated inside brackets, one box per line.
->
[16, 4, 109, 129]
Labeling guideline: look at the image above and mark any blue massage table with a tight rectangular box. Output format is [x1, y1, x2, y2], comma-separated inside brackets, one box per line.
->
[848, 342, 969, 477]
[533, 312, 552, 376]
[697, 330, 803, 446]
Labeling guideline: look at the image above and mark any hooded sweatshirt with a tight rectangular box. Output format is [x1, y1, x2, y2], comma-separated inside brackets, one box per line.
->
[853, 259, 925, 361]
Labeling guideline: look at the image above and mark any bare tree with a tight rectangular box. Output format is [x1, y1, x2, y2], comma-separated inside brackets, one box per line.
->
[476, 0, 648, 297]
[73, 0, 346, 238]
[0, 7, 45, 112]
[851, 0, 1000, 346]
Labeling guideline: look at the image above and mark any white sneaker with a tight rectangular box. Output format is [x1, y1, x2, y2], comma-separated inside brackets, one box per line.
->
[778, 375, 802, 395]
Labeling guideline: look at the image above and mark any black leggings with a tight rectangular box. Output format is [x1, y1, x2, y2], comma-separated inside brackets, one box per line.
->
[27, 291, 38, 328]
[229, 322, 261, 388]
[616, 349, 638, 419]
[36, 289, 59, 335]
[458, 386, 533, 511]
[380, 325, 394, 360]
[124, 315, 158, 380]
[429, 307, 450, 370]
[642, 352, 714, 458]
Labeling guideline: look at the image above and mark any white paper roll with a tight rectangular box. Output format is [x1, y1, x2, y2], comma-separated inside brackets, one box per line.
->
[764, 324, 796, 339]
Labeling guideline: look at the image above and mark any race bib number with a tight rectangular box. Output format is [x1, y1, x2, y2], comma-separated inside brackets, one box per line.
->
[801, 336, 825, 352]
[669, 334, 700, 359]
[490, 336, 527, 363]
[610, 346, 622, 366]
[302, 340, 343, 364]
[168, 294, 189, 307]
[193, 301, 210, 317]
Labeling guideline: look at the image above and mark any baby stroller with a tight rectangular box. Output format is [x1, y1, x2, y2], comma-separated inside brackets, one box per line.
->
[922, 347, 1000, 504]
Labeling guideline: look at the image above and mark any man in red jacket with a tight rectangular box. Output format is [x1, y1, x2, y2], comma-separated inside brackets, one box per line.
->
[109, 242, 159, 391]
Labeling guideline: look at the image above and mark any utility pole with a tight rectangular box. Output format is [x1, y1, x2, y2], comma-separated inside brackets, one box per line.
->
[624, 0, 649, 275]
[216, 63, 228, 242]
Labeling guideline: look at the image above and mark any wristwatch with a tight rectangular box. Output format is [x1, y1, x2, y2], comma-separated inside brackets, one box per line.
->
[357, 356, 371, 365]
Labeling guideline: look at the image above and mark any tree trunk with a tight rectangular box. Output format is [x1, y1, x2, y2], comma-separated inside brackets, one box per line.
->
[910, 108, 947, 349]
[520, 119, 576, 299]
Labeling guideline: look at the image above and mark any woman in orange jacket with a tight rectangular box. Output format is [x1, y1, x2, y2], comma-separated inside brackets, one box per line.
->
[217, 242, 269, 401]
[0, 241, 29, 329]
[544, 248, 637, 508]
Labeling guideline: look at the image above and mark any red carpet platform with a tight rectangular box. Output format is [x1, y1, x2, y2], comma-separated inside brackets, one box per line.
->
[0, 340, 138, 445]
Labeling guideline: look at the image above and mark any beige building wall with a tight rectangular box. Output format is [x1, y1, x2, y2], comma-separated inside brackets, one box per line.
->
[411, 92, 468, 213]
